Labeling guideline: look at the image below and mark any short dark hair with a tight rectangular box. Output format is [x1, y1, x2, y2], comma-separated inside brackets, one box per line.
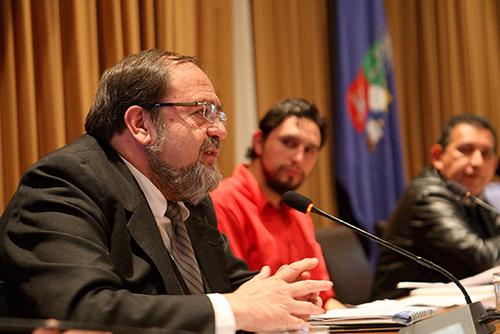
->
[246, 98, 327, 160]
[85, 49, 198, 142]
[437, 113, 497, 152]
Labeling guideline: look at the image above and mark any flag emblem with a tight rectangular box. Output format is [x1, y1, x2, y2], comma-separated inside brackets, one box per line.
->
[346, 37, 393, 152]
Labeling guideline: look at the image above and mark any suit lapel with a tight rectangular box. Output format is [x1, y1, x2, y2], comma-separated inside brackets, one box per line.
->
[127, 199, 184, 294]
[108, 154, 183, 294]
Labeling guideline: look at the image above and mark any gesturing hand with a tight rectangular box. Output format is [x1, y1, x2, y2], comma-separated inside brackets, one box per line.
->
[225, 258, 333, 332]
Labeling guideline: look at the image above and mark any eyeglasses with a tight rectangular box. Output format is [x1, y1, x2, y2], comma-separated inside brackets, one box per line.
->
[141, 101, 227, 124]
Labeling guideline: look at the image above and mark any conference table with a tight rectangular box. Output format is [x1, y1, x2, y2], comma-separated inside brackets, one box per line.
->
[312, 321, 500, 333]
[326, 322, 500, 333]
[0, 316, 498, 333]
[305, 317, 500, 333]
[260, 319, 500, 333]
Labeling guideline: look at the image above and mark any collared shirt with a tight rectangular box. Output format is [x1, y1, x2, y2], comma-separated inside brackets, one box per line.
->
[121, 157, 236, 334]
[485, 182, 500, 211]
[211, 163, 335, 303]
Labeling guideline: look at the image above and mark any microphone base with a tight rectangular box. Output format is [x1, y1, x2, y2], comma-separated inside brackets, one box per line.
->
[399, 301, 494, 334]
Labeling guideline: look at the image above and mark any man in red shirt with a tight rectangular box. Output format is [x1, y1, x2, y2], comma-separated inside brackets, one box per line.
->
[211, 98, 343, 309]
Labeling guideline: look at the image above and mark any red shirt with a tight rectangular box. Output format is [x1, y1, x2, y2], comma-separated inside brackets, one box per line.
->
[210, 164, 334, 303]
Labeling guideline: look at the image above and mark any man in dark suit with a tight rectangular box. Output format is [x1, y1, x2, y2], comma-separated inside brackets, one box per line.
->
[0, 49, 331, 333]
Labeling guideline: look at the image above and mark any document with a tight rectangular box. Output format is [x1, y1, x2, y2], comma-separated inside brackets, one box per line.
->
[397, 265, 500, 289]
[395, 266, 499, 309]
[395, 285, 496, 309]
[309, 300, 436, 327]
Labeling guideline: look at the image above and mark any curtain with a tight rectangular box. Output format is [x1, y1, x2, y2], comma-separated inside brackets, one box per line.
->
[251, 0, 336, 225]
[0, 0, 234, 210]
[2, 0, 499, 217]
[385, 0, 500, 179]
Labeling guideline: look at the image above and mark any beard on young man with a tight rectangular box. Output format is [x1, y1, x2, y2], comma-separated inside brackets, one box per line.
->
[262, 162, 306, 196]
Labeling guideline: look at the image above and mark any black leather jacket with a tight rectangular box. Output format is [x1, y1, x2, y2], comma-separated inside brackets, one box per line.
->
[373, 167, 500, 299]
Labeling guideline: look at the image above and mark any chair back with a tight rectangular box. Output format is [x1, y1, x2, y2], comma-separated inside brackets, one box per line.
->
[315, 225, 373, 305]
[0, 261, 9, 316]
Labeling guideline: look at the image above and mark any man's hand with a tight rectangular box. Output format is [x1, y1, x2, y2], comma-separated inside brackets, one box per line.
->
[32, 330, 110, 334]
[224, 258, 333, 332]
[31, 319, 111, 334]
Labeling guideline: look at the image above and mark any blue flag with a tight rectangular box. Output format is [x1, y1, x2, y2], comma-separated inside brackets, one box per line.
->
[333, 0, 405, 263]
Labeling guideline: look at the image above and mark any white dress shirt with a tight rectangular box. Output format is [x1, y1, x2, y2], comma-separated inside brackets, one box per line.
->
[121, 157, 236, 334]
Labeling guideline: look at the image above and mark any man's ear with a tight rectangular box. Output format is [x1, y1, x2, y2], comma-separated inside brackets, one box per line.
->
[123, 106, 155, 145]
[430, 144, 444, 170]
[252, 130, 264, 156]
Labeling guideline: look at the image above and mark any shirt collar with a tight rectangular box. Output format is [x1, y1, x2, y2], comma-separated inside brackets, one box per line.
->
[234, 163, 288, 213]
[120, 156, 189, 221]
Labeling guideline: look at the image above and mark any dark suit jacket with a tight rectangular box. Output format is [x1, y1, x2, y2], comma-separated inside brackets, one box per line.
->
[0, 135, 254, 333]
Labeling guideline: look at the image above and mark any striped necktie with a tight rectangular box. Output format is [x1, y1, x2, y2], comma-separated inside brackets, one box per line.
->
[164, 201, 204, 294]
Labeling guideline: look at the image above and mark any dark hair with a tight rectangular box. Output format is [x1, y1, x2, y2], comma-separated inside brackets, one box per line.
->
[85, 49, 198, 142]
[246, 98, 327, 160]
[437, 113, 497, 152]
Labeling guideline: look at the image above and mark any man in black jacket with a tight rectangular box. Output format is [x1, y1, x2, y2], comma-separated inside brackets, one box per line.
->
[0, 49, 331, 333]
[373, 114, 500, 299]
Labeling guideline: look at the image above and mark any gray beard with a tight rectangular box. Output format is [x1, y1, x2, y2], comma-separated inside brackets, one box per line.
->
[145, 129, 222, 205]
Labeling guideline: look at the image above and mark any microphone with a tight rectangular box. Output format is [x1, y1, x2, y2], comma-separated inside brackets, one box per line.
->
[283, 191, 495, 334]
[446, 180, 500, 216]
[283, 191, 472, 303]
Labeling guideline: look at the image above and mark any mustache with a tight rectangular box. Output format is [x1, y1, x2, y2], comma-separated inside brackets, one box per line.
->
[200, 136, 221, 153]
[278, 164, 303, 173]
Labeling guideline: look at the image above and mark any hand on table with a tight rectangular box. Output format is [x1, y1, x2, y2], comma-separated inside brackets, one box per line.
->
[225, 258, 333, 332]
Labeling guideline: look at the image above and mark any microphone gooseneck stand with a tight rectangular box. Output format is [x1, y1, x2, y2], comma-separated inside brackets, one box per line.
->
[282, 191, 495, 334]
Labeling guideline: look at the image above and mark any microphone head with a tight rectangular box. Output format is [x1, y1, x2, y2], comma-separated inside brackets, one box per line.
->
[283, 191, 312, 213]
[446, 180, 470, 197]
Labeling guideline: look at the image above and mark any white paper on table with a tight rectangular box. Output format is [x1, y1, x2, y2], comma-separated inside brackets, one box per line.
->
[394, 285, 496, 309]
[397, 265, 500, 290]
[310, 299, 436, 325]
